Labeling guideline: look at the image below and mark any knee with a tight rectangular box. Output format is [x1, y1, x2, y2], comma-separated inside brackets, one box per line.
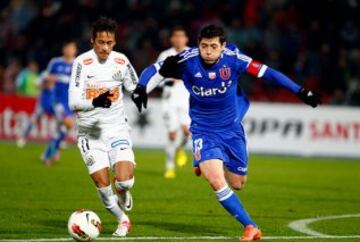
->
[208, 177, 227, 191]
[114, 177, 135, 191]
[63, 118, 73, 129]
[94, 178, 110, 188]
[229, 179, 246, 190]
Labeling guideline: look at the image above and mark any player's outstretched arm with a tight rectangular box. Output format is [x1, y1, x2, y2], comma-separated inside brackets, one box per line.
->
[261, 67, 322, 108]
[133, 55, 183, 112]
[130, 64, 162, 113]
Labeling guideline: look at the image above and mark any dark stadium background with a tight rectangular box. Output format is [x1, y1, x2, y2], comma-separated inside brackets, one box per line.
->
[1, 0, 360, 105]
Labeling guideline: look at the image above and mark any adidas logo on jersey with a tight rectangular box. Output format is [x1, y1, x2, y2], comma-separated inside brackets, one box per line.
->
[192, 80, 232, 97]
[194, 72, 202, 78]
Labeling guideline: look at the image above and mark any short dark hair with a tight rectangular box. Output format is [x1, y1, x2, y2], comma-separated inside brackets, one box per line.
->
[91, 16, 117, 40]
[170, 25, 187, 36]
[198, 24, 226, 44]
[62, 39, 76, 47]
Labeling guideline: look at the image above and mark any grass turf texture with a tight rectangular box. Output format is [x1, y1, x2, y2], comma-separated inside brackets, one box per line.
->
[0, 142, 359, 241]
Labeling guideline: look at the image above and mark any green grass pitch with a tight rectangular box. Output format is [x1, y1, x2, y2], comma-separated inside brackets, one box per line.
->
[0, 142, 359, 241]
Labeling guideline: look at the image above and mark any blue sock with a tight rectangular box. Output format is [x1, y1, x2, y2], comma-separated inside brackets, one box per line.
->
[53, 129, 66, 152]
[216, 185, 256, 227]
[43, 129, 66, 160]
[43, 140, 56, 161]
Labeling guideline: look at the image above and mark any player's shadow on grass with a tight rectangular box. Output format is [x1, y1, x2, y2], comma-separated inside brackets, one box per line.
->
[138, 221, 226, 235]
[37, 218, 67, 231]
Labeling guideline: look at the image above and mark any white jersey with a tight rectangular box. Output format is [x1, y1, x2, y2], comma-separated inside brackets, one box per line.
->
[69, 49, 138, 137]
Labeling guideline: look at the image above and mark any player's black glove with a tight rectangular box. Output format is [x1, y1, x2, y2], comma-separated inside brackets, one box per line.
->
[131, 84, 148, 112]
[297, 87, 322, 108]
[92, 91, 113, 108]
[159, 55, 182, 78]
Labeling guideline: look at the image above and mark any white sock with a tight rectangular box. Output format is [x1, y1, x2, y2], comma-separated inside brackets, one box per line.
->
[165, 139, 177, 170]
[97, 185, 124, 222]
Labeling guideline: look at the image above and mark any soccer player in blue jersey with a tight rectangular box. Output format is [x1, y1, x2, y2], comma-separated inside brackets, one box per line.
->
[42, 40, 78, 164]
[16, 71, 56, 148]
[132, 25, 321, 241]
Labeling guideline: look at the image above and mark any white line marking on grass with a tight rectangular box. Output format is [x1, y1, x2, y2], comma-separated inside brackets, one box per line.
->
[2, 235, 360, 241]
[288, 213, 360, 236]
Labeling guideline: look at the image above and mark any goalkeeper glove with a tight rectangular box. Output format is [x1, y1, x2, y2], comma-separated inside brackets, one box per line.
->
[159, 55, 182, 78]
[297, 87, 322, 108]
[92, 91, 113, 108]
[131, 84, 148, 112]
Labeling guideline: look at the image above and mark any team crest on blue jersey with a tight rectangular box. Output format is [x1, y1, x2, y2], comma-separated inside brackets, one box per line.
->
[220, 67, 231, 80]
[208, 72, 216, 80]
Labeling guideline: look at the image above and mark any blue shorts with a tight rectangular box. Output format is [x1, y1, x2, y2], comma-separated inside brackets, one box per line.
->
[38, 91, 55, 115]
[192, 124, 248, 175]
[54, 100, 73, 120]
[34, 102, 55, 117]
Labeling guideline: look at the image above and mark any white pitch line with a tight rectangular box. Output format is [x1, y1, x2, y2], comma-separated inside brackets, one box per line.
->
[2, 235, 360, 242]
[288, 213, 360, 236]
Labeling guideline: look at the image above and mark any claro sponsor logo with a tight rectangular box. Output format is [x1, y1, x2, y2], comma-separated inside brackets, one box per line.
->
[192, 81, 232, 97]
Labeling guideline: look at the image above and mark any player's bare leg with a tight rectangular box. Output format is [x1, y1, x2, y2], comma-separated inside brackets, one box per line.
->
[199, 159, 227, 190]
[90, 167, 129, 237]
[113, 161, 134, 211]
[224, 168, 247, 190]
[199, 159, 261, 241]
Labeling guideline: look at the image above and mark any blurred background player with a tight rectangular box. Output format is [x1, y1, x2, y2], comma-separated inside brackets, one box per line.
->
[42, 40, 77, 164]
[16, 70, 55, 149]
[156, 26, 191, 179]
[69, 17, 141, 237]
[134, 25, 321, 241]
[15, 59, 39, 97]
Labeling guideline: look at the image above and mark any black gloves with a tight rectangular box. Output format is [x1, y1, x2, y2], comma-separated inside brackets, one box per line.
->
[297, 87, 322, 108]
[131, 84, 148, 112]
[92, 91, 113, 108]
[159, 55, 182, 78]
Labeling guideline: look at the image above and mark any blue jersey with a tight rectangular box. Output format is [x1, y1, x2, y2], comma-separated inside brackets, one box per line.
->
[140, 43, 301, 133]
[33, 71, 55, 115]
[179, 47, 250, 132]
[47, 57, 73, 104]
[140, 43, 302, 173]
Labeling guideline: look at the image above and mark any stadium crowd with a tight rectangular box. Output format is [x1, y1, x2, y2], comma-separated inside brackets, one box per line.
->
[0, 0, 360, 105]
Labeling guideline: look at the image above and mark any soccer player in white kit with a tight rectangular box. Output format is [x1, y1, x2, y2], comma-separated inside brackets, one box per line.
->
[157, 26, 191, 179]
[69, 17, 142, 237]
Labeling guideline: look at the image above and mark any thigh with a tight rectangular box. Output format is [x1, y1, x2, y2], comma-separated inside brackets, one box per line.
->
[224, 168, 247, 190]
[222, 132, 248, 176]
[77, 136, 110, 175]
[108, 133, 136, 170]
[199, 158, 224, 180]
[114, 161, 134, 180]
[54, 101, 73, 122]
[192, 132, 226, 168]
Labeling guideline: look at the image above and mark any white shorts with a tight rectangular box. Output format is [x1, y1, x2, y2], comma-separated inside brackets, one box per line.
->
[77, 131, 135, 175]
